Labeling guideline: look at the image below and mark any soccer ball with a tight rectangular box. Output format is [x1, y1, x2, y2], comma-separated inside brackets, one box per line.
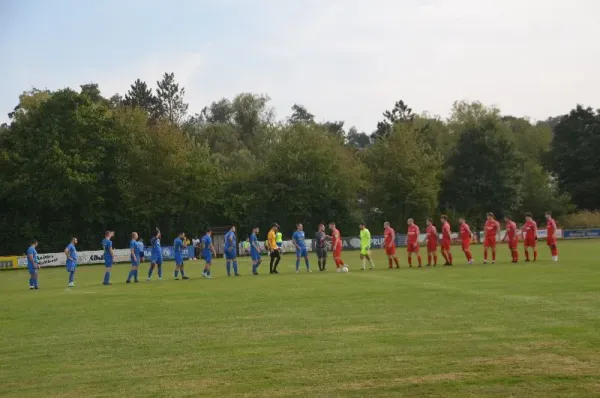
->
[342, 266, 349, 273]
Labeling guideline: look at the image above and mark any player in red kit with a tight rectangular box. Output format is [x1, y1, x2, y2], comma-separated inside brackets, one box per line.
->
[383, 222, 399, 269]
[440, 215, 453, 266]
[545, 212, 559, 262]
[458, 218, 474, 264]
[483, 212, 500, 264]
[406, 219, 422, 268]
[521, 212, 538, 262]
[502, 216, 519, 263]
[328, 222, 347, 272]
[425, 218, 438, 266]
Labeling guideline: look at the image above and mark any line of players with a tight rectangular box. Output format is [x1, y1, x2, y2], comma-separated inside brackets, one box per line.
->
[23, 212, 559, 289]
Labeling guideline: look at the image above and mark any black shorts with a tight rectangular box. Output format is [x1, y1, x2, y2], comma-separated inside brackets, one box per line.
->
[316, 248, 327, 259]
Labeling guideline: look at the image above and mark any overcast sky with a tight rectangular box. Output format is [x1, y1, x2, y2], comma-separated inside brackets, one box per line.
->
[1, 0, 599, 132]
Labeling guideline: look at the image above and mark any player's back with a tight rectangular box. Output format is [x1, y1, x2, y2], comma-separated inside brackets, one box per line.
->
[201, 235, 212, 252]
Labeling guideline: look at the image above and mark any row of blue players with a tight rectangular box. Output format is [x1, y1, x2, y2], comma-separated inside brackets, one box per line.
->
[24, 226, 272, 288]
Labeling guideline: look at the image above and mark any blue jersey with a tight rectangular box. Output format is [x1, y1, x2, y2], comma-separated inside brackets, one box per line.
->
[250, 233, 259, 253]
[129, 240, 138, 261]
[201, 235, 212, 254]
[26, 246, 38, 268]
[174, 238, 183, 254]
[66, 243, 77, 267]
[224, 231, 236, 250]
[293, 231, 306, 249]
[102, 238, 113, 261]
[151, 237, 162, 259]
[136, 241, 144, 254]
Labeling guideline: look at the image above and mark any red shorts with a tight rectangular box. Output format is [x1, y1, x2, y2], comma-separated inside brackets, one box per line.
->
[441, 239, 451, 251]
[484, 236, 496, 248]
[508, 238, 518, 250]
[333, 248, 342, 258]
[407, 242, 419, 253]
[426, 241, 437, 252]
[385, 246, 396, 255]
[524, 237, 537, 247]
[461, 240, 471, 251]
[547, 238, 557, 247]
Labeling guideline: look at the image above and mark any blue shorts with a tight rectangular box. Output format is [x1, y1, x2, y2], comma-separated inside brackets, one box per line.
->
[224, 247, 236, 260]
[66, 264, 76, 272]
[28, 267, 37, 275]
[251, 251, 261, 261]
[104, 259, 113, 267]
[203, 253, 212, 264]
[151, 257, 163, 265]
[131, 260, 139, 267]
[296, 247, 308, 257]
[174, 255, 183, 266]
[139, 252, 145, 259]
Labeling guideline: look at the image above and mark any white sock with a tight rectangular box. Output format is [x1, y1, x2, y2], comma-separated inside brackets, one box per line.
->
[369, 259, 375, 268]
[362, 258, 366, 269]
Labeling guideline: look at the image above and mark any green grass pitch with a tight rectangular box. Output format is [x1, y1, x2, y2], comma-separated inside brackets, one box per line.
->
[1, 240, 600, 397]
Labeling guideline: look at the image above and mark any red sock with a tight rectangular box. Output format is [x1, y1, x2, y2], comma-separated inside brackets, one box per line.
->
[428, 254, 432, 265]
[441, 252, 448, 263]
[525, 250, 530, 261]
[408, 256, 412, 266]
[533, 251, 537, 261]
[393, 257, 399, 267]
[484, 251, 488, 261]
[417, 256, 422, 266]
[388, 258, 393, 268]
[467, 251, 473, 261]
[448, 253, 453, 264]
[433, 255, 438, 265]
[551, 247, 558, 256]
[492, 251, 496, 261]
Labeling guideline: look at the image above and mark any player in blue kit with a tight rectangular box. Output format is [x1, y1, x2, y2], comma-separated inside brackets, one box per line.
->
[250, 227, 261, 275]
[102, 231, 115, 285]
[147, 229, 163, 281]
[126, 232, 140, 283]
[26, 240, 40, 289]
[293, 223, 311, 273]
[64, 237, 78, 287]
[202, 229, 216, 279]
[174, 232, 189, 280]
[137, 238, 145, 263]
[224, 226, 239, 277]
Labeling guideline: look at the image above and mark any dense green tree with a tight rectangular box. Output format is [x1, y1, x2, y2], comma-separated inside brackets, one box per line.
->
[548, 105, 600, 210]
[156, 72, 188, 125]
[518, 162, 574, 220]
[124, 79, 157, 116]
[440, 113, 524, 228]
[346, 126, 371, 149]
[288, 104, 315, 125]
[365, 123, 442, 228]
[372, 100, 414, 139]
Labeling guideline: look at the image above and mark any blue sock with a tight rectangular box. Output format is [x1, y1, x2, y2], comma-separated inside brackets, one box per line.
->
[29, 277, 33, 286]
[180, 268, 185, 277]
[157, 265, 162, 278]
[296, 259, 300, 271]
[103, 271, 110, 284]
[305, 258, 310, 270]
[252, 263, 257, 273]
[148, 266, 154, 279]
[69, 271, 74, 283]
[233, 261, 238, 274]
[207, 269, 211, 276]
[134, 270, 138, 281]
[33, 278, 38, 288]
[226, 261, 231, 275]
[127, 270, 133, 281]
[174, 270, 179, 278]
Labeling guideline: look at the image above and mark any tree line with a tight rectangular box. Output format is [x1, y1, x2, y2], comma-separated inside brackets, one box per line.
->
[1, 72, 599, 254]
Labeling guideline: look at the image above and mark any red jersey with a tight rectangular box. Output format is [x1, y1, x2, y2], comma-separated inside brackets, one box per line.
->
[384, 227, 395, 248]
[506, 220, 517, 240]
[331, 228, 342, 250]
[547, 218, 557, 236]
[459, 223, 472, 241]
[485, 219, 500, 238]
[442, 222, 451, 240]
[523, 220, 537, 239]
[426, 225, 438, 243]
[407, 224, 420, 244]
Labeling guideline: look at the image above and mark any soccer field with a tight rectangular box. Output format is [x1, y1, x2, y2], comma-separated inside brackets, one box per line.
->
[1, 241, 599, 397]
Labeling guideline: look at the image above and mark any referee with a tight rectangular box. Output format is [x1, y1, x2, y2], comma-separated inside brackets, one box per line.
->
[315, 223, 328, 271]
[268, 223, 281, 274]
